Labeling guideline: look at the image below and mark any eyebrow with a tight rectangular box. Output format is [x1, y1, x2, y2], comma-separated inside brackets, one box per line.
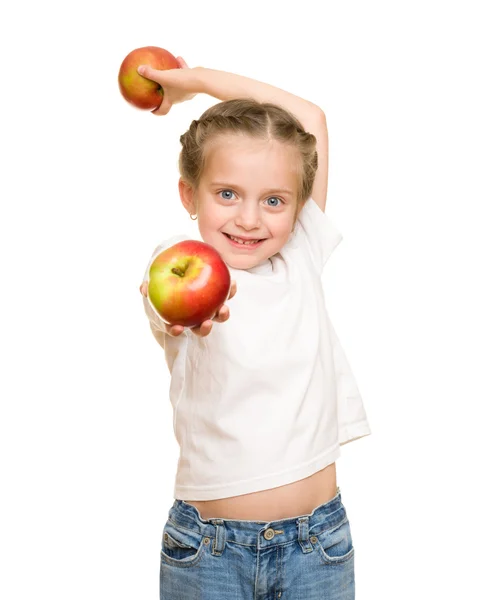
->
[209, 182, 294, 196]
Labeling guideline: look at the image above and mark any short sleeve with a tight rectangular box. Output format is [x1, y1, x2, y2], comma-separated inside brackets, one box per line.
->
[293, 197, 343, 273]
[329, 320, 372, 445]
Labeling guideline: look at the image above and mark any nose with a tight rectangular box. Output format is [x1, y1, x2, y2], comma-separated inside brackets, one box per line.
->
[234, 202, 261, 230]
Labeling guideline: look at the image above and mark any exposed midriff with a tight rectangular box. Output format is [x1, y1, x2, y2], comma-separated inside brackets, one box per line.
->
[184, 462, 337, 521]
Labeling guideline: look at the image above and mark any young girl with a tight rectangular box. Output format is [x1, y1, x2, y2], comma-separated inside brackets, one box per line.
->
[138, 57, 371, 599]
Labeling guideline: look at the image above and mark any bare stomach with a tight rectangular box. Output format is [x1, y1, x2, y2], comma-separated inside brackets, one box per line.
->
[183, 462, 337, 522]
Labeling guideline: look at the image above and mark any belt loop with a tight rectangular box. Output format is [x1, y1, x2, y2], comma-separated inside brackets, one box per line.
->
[210, 519, 226, 556]
[297, 516, 313, 553]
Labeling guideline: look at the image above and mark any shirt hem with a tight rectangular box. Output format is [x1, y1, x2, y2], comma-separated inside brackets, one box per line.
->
[174, 443, 341, 501]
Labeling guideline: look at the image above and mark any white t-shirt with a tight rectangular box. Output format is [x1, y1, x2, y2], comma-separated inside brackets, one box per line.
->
[142, 197, 371, 500]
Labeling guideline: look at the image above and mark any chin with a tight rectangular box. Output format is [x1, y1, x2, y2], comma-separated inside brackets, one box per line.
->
[225, 252, 273, 270]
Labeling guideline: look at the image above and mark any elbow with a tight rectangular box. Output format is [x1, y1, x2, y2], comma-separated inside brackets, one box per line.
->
[311, 105, 326, 126]
[303, 105, 327, 135]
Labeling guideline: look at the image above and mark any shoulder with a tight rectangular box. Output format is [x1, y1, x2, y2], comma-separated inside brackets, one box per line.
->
[282, 197, 343, 274]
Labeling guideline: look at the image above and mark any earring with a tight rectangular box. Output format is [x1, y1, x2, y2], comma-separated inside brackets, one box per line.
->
[190, 213, 197, 221]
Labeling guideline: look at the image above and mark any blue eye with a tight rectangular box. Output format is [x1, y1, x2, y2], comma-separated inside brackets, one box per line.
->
[219, 190, 283, 206]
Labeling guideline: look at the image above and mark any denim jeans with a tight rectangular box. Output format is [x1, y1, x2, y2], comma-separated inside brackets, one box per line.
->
[159, 486, 355, 599]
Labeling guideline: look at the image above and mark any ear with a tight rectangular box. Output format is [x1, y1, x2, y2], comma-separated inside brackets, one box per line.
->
[178, 179, 196, 215]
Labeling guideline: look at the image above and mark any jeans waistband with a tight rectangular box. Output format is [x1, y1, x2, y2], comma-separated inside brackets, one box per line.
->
[167, 487, 346, 551]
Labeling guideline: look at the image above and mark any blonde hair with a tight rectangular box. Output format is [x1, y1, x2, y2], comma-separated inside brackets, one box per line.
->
[178, 98, 318, 207]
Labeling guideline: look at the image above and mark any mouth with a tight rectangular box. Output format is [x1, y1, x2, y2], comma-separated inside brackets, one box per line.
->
[223, 232, 266, 249]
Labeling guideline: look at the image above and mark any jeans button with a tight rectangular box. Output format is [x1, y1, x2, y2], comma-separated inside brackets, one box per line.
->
[264, 528, 275, 540]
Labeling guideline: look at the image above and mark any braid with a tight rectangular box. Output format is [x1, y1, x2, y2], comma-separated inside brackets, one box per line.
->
[178, 98, 318, 204]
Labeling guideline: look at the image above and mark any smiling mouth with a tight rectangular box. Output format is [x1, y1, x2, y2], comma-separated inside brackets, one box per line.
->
[223, 233, 266, 245]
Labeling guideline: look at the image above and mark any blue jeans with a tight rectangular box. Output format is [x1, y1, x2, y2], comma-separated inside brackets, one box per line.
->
[159, 487, 355, 599]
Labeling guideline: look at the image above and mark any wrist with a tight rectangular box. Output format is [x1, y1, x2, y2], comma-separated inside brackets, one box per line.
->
[189, 66, 247, 103]
[190, 66, 208, 94]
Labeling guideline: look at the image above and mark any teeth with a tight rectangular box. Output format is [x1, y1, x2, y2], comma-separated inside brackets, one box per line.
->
[228, 235, 261, 245]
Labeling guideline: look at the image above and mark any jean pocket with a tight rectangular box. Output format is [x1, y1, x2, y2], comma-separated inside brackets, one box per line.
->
[312, 517, 355, 564]
[160, 520, 209, 568]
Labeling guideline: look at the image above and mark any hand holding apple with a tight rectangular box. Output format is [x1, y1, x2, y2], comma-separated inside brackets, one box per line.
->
[141, 279, 237, 338]
[134, 58, 197, 116]
[117, 46, 179, 110]
[143, 240, 234, 335]
[118, 46, 196, 113]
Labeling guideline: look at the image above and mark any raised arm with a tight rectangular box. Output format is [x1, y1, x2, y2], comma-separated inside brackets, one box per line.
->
[137, 62, 329, 211]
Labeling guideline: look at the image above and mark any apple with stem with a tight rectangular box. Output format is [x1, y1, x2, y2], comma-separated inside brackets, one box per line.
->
[147, 240, 232, 328]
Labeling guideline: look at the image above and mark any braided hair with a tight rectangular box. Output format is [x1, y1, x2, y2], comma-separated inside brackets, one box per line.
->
[178, 98, 318, 206]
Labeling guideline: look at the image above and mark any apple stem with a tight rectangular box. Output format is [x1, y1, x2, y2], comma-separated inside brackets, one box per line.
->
[171, 268, 184, 277]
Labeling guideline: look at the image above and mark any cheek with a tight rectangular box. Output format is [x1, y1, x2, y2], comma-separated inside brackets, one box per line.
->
[270, 215, 295, 239]
[197, 204, 221, 227]
[197, 210, 225, 243]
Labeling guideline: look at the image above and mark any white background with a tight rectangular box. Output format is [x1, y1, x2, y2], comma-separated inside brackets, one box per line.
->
[1, 0, 496, 598]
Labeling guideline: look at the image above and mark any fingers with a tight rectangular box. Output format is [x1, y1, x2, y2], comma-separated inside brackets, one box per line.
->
[165, 324, 185, 337]
[166, 314, 224, 337]
[191, 320, 213, 337]
[143, 278, 235, 336]
[137, 65, 163, 83]
[151, 99, 172, 116]
[136, 65, 171, 116]
[166, 320, 213, 337]
[212, 305, 229, 323]
[165, 320, 213, 338]
[228, 280, 237, 300]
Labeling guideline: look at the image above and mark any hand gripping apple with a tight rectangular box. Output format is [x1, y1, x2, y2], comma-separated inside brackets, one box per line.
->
[118, 46, 181, 110]
[145, 240, 232, 330]
[140, 278, 237, 338]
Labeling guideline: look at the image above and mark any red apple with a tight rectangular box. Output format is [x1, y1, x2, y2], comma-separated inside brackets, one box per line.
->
[147, 240, 231, 328]
[118, 46, 180, 110]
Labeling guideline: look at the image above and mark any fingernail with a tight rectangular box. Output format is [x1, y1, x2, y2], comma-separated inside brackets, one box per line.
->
[137, 65, 145, 75]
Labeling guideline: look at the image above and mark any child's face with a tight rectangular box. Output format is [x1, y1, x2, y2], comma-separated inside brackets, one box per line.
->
[181, 134, 302, 270]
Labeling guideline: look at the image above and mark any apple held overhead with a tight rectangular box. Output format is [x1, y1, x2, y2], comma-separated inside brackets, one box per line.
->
[118, 46, 179, 110]
[148, 240, 231, 328]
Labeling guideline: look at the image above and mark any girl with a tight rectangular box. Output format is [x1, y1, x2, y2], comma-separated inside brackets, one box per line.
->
[139, 57, 371, 599]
